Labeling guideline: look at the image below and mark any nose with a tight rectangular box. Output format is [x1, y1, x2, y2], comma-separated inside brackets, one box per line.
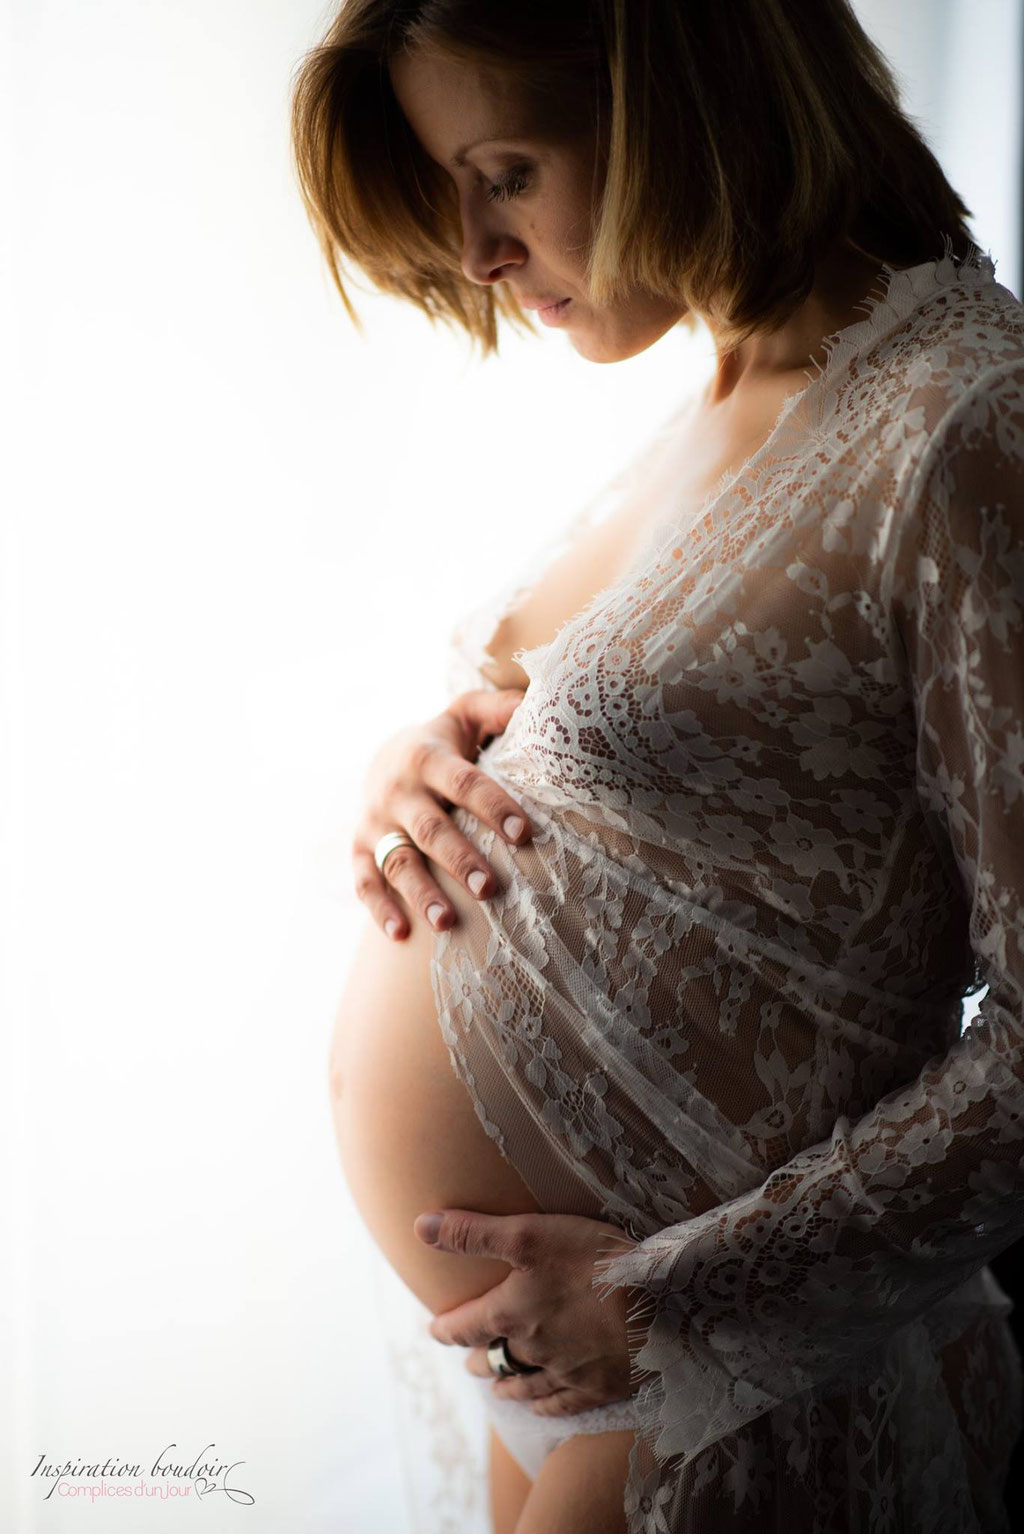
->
[458, 199, 524, 289]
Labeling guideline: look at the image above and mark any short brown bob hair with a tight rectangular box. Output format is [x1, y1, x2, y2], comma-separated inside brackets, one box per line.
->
[289, 0, 977, 359]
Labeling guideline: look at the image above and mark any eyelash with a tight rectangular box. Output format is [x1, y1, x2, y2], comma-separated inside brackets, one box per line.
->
[485, 166, 531, 203]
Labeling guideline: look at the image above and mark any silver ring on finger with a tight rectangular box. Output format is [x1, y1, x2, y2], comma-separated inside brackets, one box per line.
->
[486, 1337, 542, 1378]
[374, 830, 416, 877]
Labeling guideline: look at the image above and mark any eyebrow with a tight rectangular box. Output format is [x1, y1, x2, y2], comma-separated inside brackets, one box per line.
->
[450, 136, 532, 168]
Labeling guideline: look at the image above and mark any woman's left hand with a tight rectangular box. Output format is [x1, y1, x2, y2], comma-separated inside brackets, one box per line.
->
[413, 1208, 642, 1415]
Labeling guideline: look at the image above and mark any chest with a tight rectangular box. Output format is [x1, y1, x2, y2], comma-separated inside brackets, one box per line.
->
[478, 375, 811, 693]
[486, 377, 916, 843]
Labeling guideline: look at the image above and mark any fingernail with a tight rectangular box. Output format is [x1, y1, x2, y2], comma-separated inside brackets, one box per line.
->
[415, 1213, 443, 1245]
[503, 815, 524, 841]
[467, 870, 487, 896]
[427, 903, 445, 928]
[385, 918, 399, 939]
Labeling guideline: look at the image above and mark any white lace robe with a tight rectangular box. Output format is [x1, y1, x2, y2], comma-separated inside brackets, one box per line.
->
[377, 239, 1024, 1533]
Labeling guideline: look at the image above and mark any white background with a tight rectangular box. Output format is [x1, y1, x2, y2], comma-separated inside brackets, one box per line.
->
[3, 2, 1021, 1529]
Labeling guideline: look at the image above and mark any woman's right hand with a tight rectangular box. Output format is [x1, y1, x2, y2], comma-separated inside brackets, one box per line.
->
[353, 688, 532, 940]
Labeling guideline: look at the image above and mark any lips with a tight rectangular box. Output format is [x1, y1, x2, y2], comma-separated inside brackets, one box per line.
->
[519, 296, 569, 311]
[536, 298, 573, 326]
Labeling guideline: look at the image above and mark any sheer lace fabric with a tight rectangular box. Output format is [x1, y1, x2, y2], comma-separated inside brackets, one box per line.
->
[382, 239, 1024, 1532]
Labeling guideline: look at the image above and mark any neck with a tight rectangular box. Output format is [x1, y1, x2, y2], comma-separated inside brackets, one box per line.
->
[703, 243, 888, 407]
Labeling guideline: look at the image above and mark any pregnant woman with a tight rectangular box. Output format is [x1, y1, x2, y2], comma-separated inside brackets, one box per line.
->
[291, 3, 1024, 1531]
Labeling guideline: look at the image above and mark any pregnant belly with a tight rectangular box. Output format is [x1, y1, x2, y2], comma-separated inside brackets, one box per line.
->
[329, 862, 544, 1319]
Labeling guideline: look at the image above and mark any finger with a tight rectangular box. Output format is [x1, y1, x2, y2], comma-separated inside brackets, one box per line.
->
[463, 1349, 549, 1390]
[369, 824, 457, 933]
[423, 755, 532, 848]
[397, 789, 508, 902]
[489, 1371, 554, 1402]
[424, 1280, 517, 1351]
[449, 687, 528, 750]
[415, 1209, 537, 1268]
[464, 1347, 494, 1380]
[351, 844, 412, 941]
[529, 1390, 579, 1417]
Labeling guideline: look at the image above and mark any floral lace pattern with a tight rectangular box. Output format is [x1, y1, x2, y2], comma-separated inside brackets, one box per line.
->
[387, 238, 1024, 1531]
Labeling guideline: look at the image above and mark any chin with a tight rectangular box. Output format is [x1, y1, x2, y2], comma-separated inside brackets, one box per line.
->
[572, 331, 661, 364]
[569, 304, 682, 362]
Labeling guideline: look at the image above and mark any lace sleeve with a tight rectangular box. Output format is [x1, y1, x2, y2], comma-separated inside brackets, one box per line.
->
[590, 360, 1024, 1470]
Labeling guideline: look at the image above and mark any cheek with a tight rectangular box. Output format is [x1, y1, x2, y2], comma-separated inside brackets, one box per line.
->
[550, 211, 592, 268]
[538, 182, 594, 257]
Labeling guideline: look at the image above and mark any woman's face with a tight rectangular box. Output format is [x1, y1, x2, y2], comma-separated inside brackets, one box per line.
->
[387, 48, 686, 364]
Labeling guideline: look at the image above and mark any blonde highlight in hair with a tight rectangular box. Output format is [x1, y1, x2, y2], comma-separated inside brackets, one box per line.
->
[289, 0, 977, 359]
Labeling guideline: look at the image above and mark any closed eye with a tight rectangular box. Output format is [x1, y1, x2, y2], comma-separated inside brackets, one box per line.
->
[486, 166, 531, 203]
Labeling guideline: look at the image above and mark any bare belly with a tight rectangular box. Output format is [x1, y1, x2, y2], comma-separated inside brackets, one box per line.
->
[326, 369, 817, 1319]
[328, 861, 543, 1318]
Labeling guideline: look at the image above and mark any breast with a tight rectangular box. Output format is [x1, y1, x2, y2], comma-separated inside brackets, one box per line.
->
[328, 862, 544, 1320]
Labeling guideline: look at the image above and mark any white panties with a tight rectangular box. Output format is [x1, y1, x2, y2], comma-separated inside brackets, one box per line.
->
[472, 1373, 637, 1479]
